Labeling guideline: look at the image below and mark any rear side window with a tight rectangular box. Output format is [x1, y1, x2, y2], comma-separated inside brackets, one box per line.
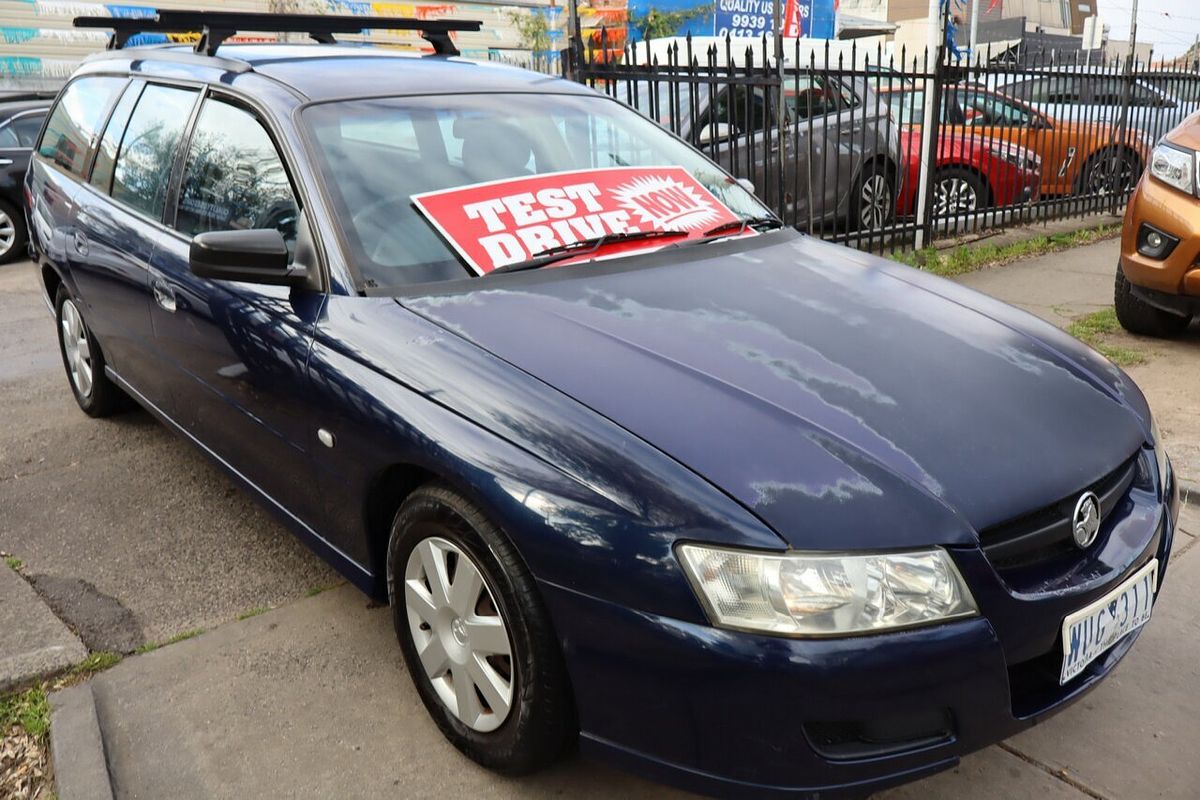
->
[38, 77, 125, 176]
[90, 83, 143, 193]
[175, 98, 300, 257]
[111, 84, 199, 219]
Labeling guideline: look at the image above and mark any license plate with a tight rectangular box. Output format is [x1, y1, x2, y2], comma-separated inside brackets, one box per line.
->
[1060, 559, 1158, 685]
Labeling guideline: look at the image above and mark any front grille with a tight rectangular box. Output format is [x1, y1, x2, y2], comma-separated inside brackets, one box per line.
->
[979, 453, 1140, 572]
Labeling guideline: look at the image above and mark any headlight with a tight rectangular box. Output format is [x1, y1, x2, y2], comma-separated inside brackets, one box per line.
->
[1151, 416, 1170, 490]
[676, 544, 977, 637]
[1148, 144, 1195, 195]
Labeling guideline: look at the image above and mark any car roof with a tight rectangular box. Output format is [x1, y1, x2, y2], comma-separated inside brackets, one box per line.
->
[87, 43, 593, 102]
[0, 100, 51, 118]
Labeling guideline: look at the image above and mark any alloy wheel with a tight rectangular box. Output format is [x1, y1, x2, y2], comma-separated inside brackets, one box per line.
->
[0, 208, 14, 260]
[859, 174, 891, 230]
[1086, 155, 1136, 195]
[404, 536, 514, 733]
[60, 299, 94, 398]
[933, 177, 979, 216]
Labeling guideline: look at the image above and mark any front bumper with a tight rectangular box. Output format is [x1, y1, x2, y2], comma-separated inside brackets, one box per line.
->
[1120, 174, 1200, 296]
[542, 460, 1179, 798]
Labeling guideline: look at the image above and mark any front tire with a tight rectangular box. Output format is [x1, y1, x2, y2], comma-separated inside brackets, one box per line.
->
[387, 484, 575, 774]
[1114, 263, 1190, 338]
[932, 168, 988, 216]
[0, 198, 26, 265]
[55, 286, 126, 417]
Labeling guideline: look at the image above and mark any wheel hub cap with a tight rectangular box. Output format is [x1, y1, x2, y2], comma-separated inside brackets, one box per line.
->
[60, 299, 94, 398]
[0, 209, 13, 257]
[404, 536, 514, 732]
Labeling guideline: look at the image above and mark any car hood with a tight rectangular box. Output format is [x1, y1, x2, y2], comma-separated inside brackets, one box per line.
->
[399, 230, 1148, 548]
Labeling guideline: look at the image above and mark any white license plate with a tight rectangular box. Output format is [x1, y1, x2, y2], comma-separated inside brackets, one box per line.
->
[1060, 559, 1158, 685]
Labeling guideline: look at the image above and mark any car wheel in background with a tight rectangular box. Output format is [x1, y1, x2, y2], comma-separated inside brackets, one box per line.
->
[1114, 264, 1190, 338]
[0, 199, 26, 265]
[932, 168, 987, 217]
[854, 162, 894, 231]
[387, 484, 576, 774]
[55, 286, 127, 416]
[1081, 149, 1141, 196]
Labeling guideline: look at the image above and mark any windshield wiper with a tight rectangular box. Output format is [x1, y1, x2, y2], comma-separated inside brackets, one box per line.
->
[488, 229, 691, 275]
[701, 216, 785, 239]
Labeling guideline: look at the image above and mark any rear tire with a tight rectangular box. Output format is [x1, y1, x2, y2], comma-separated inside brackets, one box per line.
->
[1081, 149, 1141, 196]
[387, 484, 575, 775]
[0, 198, 26, 265]
[55, 286, 127, 417]
[1114, 264, 1190, 338]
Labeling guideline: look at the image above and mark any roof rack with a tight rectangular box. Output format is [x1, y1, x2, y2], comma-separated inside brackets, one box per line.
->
[74, 10, 482, 57]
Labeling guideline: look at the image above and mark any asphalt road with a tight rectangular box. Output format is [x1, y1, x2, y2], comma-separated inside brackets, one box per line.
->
[0, 259, 338, 649]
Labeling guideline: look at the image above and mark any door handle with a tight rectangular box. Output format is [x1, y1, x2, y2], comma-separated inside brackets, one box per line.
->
[73, 230, 88, 256]
[152, 278, 177, 313]
[0, 158, 12, 167]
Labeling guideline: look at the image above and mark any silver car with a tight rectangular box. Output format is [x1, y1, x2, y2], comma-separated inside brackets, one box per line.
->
[611, 74, 903, 230]
[991, 70, 1199, 144]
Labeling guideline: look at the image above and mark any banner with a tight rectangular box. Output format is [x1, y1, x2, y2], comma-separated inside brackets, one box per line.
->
[412, 167, 743, 273]
[713, 0, 834, 39]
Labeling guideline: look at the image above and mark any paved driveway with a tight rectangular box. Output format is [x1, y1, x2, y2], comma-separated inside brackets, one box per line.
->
[3, 244, 1198, 798]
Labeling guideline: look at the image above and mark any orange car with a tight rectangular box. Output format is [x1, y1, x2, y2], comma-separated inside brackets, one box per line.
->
[885, 84, 1150, 196]
[1116, 109, 1200, 337]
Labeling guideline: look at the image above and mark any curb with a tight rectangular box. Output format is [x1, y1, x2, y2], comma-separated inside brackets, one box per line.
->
[49, 682, 115, 800]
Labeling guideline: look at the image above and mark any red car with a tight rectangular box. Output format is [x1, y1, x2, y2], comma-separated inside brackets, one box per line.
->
[894, 127, 1042, 216]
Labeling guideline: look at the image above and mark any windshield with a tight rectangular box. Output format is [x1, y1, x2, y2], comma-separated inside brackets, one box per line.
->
[303, 92, 770, 288]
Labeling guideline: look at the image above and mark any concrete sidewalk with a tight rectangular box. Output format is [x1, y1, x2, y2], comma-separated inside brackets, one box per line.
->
[39, 236, 1200, 800]
[0, 564, 86, 692]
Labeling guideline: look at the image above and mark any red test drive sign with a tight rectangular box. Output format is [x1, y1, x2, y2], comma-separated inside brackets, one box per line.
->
[411, 166, 744, 274]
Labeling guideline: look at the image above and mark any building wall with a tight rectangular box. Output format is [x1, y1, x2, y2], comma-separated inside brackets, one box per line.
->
[0, 0, 559, 89]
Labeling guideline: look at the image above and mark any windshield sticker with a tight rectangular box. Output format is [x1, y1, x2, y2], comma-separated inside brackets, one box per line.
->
[411, 167, 745, 274]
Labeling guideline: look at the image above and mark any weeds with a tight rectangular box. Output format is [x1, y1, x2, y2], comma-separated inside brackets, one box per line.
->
[1067, 308, 1146, 366]
[891, 224, 1119, 277]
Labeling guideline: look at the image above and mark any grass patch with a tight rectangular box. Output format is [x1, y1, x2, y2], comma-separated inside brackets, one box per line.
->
[891, 224, 1119, 277]
[1067, 308, 1146, 366]
[0, 687, 49, 739]
[70, 651, 122, 677]
[237, 606, 270, 621]
[3, 556, 21, 571]
[133, 627, 205, 655]
[306, 583, 340, 597]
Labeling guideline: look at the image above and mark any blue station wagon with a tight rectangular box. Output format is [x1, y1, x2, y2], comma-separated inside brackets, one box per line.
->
[26, 11, 1180, 798]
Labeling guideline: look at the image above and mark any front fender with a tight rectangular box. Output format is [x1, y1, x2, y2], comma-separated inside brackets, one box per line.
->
[306, 295, 785, 622]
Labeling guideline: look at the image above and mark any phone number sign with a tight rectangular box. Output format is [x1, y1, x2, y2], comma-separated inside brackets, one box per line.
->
[714, 0, 812, 38]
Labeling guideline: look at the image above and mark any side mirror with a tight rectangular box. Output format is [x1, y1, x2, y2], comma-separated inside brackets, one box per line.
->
[1032, 114, 1053, 130]
[698, 121, 735, 145]
[189, 229, 302, 286]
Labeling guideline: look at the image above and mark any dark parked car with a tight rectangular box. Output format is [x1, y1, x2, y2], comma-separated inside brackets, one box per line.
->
[0, 99, 50, 263]
[30, 11, 1179, 798]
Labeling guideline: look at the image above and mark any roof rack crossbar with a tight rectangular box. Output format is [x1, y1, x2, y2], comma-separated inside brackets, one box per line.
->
[74, 11, 482, 57]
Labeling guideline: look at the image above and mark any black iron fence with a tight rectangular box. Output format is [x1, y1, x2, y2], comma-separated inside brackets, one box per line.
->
[565, 32, 1200, 254]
